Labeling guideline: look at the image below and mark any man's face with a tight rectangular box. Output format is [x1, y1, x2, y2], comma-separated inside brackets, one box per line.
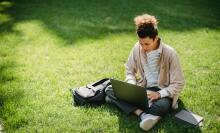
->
[139, 37, 158, 52]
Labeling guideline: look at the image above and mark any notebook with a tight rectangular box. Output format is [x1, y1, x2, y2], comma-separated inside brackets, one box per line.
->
[175, 110, 204, 126]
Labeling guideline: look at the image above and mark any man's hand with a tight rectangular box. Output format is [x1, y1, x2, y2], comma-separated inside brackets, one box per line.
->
[147, 91, 161, 102]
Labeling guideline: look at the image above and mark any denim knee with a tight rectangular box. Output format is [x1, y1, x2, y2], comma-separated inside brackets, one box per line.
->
[148, 98, 172, 116]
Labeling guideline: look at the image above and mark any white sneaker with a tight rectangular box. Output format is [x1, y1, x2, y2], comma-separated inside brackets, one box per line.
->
[139, 114, 161, 131]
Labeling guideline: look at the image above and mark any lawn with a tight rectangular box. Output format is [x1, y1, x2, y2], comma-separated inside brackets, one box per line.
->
[0, 0, 220, 132]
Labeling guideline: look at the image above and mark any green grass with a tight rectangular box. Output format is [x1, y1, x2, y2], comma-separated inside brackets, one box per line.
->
[0, 0, 220, 132]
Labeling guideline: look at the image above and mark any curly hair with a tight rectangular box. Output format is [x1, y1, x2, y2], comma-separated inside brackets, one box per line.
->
[134, 14, 158, 28]
[134, 14, 158, 39]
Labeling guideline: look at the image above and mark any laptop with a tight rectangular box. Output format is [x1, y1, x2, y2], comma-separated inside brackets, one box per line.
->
[110, 79, 148, 110]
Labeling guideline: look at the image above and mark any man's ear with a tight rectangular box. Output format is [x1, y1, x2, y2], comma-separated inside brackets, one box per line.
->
[154, 36, 159, 42]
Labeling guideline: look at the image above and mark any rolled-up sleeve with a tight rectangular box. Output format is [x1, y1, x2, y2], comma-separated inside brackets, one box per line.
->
[158, 89, 170, 98]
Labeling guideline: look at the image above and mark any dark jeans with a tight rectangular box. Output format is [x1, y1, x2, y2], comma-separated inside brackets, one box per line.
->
[105, 86, 172, 116]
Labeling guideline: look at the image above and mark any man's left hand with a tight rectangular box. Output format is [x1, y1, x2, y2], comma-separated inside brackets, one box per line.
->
[147, 91, 161, 102]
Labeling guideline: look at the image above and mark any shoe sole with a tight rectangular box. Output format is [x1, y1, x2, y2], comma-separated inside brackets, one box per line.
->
[140, 118, 154, 131]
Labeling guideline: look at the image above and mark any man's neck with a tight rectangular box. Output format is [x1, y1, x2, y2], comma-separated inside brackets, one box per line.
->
[151, 38, 160, 51]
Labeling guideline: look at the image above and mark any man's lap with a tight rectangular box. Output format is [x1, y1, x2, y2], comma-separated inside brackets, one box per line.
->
[105, 85, 172, 116]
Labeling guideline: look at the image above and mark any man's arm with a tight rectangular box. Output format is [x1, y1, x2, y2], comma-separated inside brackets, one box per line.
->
[125, 46, 138, 85]
[161, 51, 185, 98]
[147, 51, 184, 101]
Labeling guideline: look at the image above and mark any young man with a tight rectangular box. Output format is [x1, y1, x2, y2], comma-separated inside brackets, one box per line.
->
[105, 14, 185, 131]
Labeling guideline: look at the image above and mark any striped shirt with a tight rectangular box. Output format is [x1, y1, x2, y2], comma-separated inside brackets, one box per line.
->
[144, 49, 160, 88]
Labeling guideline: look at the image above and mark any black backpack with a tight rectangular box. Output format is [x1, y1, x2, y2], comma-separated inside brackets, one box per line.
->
[71, 78, 111, 106]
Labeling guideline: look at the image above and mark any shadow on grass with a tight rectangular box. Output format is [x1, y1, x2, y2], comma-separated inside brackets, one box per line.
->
[0, 60, 27, 130]
[150, 99, 202, 133]
[115, 99, 202, 133]
[74, 99, 202, 132]
[0, 60, 19, 108]
[0, 0, 220, 45]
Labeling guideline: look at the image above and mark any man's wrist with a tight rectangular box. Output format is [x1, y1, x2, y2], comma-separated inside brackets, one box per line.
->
[157, 92, 161, 98]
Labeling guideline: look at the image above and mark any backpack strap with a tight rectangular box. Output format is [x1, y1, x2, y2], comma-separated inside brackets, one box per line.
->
[91, 78, 110, 86]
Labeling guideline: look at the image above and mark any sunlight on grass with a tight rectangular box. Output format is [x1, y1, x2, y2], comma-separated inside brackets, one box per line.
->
[0, 0, 220, 132]
[1, 18, 220, 132]
[2, 19, 220, 132]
